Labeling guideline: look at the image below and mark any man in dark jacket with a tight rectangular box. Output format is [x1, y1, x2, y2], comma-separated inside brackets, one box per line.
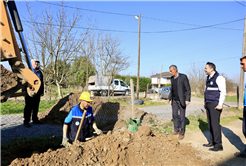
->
[167, 65, 191, 140]
[23, 59, 44, 128]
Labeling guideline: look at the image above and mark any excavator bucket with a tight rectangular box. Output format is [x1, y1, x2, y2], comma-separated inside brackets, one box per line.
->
[1, 0, 41, 102]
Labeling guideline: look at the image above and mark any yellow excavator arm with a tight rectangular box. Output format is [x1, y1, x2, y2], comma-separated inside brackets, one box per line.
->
[1, 0, 41, 102]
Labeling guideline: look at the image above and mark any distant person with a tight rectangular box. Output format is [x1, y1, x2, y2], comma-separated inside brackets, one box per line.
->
[235, 56, 246, 158]
[23, 59, 44, 128]
[167, 65, 191, 140]
[203, 62, 226, 152]
[62, 92, 103, 147]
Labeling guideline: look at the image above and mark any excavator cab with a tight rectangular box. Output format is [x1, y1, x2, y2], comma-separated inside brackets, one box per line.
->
[1, 0, 41, 102]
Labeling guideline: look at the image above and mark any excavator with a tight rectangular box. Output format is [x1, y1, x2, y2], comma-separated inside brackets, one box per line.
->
[1, 0, 41, 102]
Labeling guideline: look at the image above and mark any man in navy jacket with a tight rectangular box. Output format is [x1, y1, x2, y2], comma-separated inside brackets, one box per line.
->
[23, 59, 44, 128]
[203, 62, 226, 152]
[62, 92, 103, 147]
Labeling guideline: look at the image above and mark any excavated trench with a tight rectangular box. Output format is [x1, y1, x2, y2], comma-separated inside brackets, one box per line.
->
[2, 93, 212, 166]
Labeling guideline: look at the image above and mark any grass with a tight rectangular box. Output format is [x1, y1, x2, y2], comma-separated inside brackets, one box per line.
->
[107, 97, 167, 108]
[196, 95, 238, 102]
[147, 107, 243, 136]
[1, 100, 57, 115]
[148, 116, 173, 135]
[225, 95, 237, 102]
[41, 85, 82, 98]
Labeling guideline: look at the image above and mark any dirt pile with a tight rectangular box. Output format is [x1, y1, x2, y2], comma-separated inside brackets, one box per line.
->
[9, 126, 212, 166]
[37, 93, 162, 132]
[1, 65, 19, 101]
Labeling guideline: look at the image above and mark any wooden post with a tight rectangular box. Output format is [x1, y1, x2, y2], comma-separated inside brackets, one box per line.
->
[130, 79, 135, 118]
[74, 109, 87, 144]
[146, 83, 149, 98]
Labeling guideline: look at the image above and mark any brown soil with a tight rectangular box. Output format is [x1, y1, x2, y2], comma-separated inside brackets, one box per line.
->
[5, 93, 214, 165]
[9, 126, 211, 166]
[1, 65, 19, 101]
[37, 93, 161, 132]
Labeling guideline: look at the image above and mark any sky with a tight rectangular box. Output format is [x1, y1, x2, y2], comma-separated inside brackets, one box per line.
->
[3, 0, 246, 81]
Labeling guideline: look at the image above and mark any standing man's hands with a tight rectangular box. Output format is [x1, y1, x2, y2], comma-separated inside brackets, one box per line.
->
[215, 105, 223, 110]
[185, 101, 190, 106]
[167, 99, 171, 104]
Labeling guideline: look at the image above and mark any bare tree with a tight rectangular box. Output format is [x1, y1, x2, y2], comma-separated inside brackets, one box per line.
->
[93, 33, 130, 97]
[26, 2, 93, 98]
[79, 33, 96, 91]
[187, 63, 237, 97]
[220, 73, 237, 95]
[186, 63, 206, 96]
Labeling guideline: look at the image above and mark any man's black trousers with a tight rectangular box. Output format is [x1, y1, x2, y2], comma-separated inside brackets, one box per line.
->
[243, 106, 246, 138]
[205, 102, 222, 147]
[24, 95, 41, 124]
[172, 100, 186, 135]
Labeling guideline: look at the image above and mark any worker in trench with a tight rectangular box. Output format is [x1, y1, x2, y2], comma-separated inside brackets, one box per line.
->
[61, 92, 103, 147]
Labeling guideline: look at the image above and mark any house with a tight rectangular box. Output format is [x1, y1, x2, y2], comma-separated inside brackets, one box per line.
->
[150, 72, 171, 89]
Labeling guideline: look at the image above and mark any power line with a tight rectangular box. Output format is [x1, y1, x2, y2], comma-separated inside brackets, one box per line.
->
[142, 16, 244, 31]
[34, 0, 244, 31]
[21, 19, 243, 34]
[234, 0, 246, 7]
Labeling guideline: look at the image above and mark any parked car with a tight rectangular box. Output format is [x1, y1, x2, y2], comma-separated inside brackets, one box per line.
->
[155, 88, 160, 93]
[159, 87, 171, 99]
[147, 89, 154, 93]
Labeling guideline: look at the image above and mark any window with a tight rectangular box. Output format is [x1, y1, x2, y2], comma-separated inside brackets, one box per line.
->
[120, 81, 127, 87]
[114, 80, 119, 85]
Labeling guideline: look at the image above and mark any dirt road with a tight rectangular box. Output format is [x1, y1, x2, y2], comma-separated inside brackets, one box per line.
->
[181, 120, 246, 166]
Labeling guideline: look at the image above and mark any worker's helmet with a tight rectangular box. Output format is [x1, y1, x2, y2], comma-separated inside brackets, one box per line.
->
[79, 92, 93, 102]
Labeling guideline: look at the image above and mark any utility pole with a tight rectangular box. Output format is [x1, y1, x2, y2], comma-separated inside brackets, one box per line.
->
[136, 13, 141, 99]
[238, 12, 246, 110]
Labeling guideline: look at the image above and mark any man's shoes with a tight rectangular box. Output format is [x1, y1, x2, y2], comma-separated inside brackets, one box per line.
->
[24, 123, 31, 128]
[203, 143, 214, 147]
[234, 151, 246, 158]
[171, 131, 180, 135]
[209, 146, 223, 152]
[178, 135, 184, 140]
[33, 120, 43, 124]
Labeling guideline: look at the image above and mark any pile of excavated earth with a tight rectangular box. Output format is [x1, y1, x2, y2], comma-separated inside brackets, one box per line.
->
[6, 93, 212, 165]
[1, 65, 19, 101]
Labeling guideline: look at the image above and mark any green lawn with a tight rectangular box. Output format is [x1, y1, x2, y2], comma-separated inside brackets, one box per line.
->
[225, 95, 237, 102]
[1, 100, 57, 115]
[148, 107, 243, 135]
[196, 95, 238, 102]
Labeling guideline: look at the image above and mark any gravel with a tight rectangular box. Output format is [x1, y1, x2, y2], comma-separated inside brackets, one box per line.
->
[138, 103, 205, 120]
[1, 114, 63, 144]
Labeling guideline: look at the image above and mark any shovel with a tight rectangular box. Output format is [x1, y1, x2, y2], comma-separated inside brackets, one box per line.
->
[74, 109, 87, 144]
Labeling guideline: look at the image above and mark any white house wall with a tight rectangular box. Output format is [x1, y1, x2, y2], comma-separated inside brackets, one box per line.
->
[151, 77, 170, 84]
